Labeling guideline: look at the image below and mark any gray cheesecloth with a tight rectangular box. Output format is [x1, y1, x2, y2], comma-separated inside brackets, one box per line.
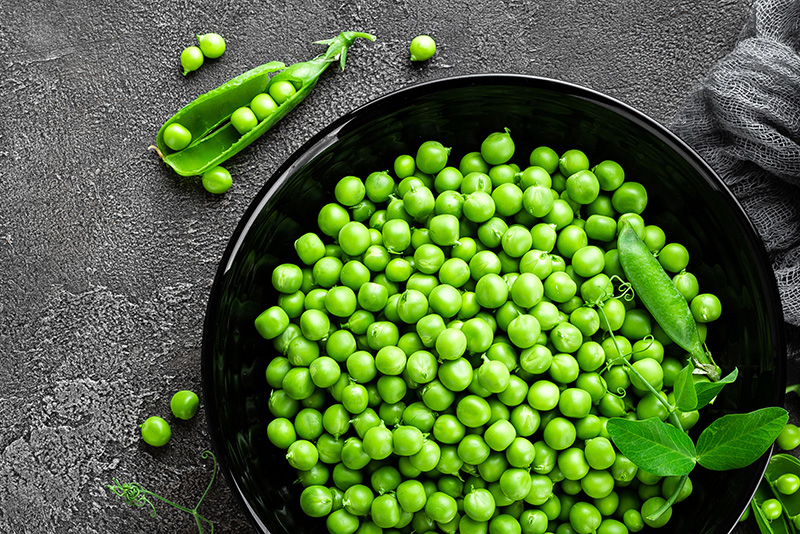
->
[668, 0, 800, 363]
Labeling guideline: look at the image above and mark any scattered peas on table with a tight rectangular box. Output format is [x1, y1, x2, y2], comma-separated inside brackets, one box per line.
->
[252, 128, 787, 534]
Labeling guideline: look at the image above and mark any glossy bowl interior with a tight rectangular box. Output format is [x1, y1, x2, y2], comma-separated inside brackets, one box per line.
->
[202, 74, 786, 534]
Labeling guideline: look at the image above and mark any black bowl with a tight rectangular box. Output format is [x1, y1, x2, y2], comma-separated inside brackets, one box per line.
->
[202, 74, 786, 534]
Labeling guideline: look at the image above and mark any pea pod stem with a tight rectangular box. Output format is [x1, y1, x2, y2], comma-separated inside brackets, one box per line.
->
[597, 303, 684, 432]
[155, 32, 375, 177]
[596, 304, 685, 522]
[107, 450, 217, 533]
[647, 474, 688, 522]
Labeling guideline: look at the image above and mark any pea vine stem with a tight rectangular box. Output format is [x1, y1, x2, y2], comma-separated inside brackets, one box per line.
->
[595, 300, 686, 522]
[107, 450, 217, 533]
[595, 303, 684, 431]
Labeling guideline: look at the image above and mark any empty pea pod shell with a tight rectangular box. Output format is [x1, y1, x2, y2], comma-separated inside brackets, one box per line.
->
[617, 223, 720, 379]
[154, 31, 376, 177]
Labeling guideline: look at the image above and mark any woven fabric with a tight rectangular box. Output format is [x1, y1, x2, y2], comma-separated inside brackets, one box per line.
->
[668, 0, 800, 359]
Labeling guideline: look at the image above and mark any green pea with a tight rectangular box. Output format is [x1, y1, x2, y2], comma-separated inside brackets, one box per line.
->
[163, 123, 192, 151]
[170, 390, 200, 420]
[481, 128, 515, 166]
[327, 508, 360, 534]
[269, 80, 297, 105]
[416, 140, 451, 175]
[197, 32, 226, 58]
[777, 423, 800, 450]
[231, 106, 258, 135]
[180, 45, 204, 75]
[139, 416, 171, 447]
[425, 491, 458, 523]
[300, 485, 334, 517]
[250, 92, 278, 120]
[409, 34, 436, 62]
[641, 497, 672, 528]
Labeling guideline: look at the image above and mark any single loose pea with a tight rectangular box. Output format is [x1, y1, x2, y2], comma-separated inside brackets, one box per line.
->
[201, 166, 233, 194]
[559, 149, 590, 177]
[565, 170, 600, 205]
[163, 123, 192, 151]
[481, 128, 515, 166]
[267, 417, 296, 449]
[170, 390, 200, 420]
[300, 485, 333, 518]
[416, 140, 451, 175]
[529, 146, 559, 174]
[335, 175, 367, 207]
[231, 106, 258, 135]
[197, 32, 226, 58]
[180, 45, 204, 75]
[409, 34, 436, 61]
[254, 305, 290, 339]
[690, 293, 722, 323]
[592, 160, 625, 191]
[612, 182, 648, 214]
[140, 416, 171, 447]
[777, 423, 800, 451]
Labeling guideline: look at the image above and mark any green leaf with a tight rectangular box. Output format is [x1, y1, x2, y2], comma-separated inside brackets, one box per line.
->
[673, 362, 698, 412]
[694, 368, 739, 410]
[606, 417, 697, 476]
[696, 407, 788, 471]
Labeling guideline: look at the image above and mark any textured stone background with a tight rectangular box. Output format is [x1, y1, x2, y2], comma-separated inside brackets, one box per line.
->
[0, 0, 795, 533]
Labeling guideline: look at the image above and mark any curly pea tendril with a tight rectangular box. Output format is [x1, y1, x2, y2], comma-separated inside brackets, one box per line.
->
[107, 450, 217, 533]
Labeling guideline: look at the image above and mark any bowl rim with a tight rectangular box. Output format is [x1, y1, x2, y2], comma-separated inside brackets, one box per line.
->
[201, 73, 787, 534]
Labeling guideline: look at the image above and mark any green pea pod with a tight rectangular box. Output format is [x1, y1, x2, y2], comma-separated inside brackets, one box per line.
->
[154, 31, 376, 177]
[752, 472, 797, 534]
[767, 454, 800, 523]
[617, 223, 721, 380]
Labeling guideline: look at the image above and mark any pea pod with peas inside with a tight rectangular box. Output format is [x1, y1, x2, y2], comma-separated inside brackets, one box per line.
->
[751, 478, 795, 534]
[757, 454, 800, 531]
[153, 31, 376, 177]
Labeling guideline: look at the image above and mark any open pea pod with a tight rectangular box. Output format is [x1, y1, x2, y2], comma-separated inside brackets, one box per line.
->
[766, 454, 800, 524]
[154, 31, 375, 177]
[752, 474, 797, 534]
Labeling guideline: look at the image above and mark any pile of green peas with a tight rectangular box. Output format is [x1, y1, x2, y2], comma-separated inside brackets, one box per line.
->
[256, 129, 723, 534]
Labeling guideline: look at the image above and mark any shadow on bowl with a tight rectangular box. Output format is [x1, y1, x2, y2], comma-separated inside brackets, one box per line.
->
[202, 74, 786, 534]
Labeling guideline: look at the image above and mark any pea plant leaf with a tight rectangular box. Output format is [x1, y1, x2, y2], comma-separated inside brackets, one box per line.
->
[607, 417, 697, 476]
[696, 407, 788, 471]
[673, 361, 698, 412]
[694, 368, 739, 410]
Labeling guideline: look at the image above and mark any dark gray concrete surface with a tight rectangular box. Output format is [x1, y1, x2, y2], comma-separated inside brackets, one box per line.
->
[1, 0, 793, 532]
